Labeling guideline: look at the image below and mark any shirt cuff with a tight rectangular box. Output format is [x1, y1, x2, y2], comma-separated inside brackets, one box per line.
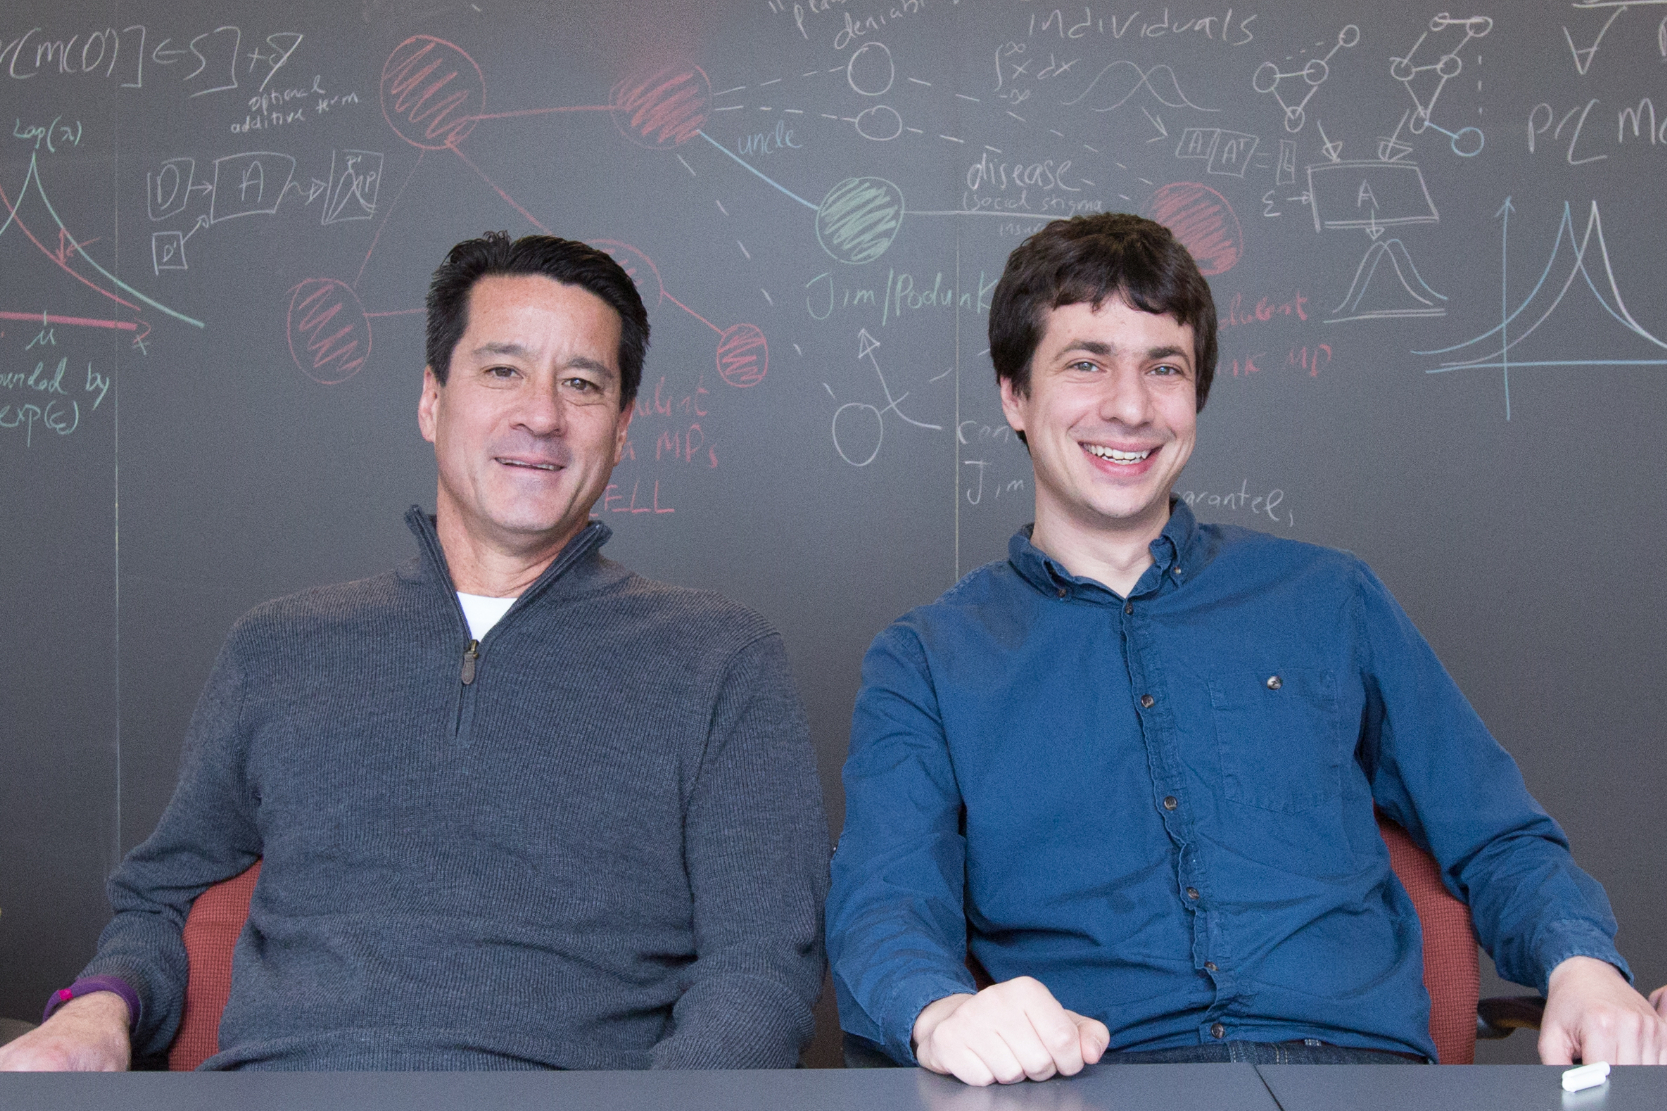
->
[1531, 922, 1632, 995]
[42, 975, 142, 1032]
[880, 971, 979, 1065]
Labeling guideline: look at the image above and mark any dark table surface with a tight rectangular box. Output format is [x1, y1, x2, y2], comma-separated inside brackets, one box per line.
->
[0, 1064, 1661, 1110]
[1258, 1064, 1664, 1111]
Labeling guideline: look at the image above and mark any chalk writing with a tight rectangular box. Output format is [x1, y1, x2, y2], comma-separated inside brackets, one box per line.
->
[11, 115, 81, 153]
[1180, 480, 1292, 526]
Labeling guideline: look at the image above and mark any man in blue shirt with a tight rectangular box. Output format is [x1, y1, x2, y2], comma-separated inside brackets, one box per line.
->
[826, 213, 1667, 1083]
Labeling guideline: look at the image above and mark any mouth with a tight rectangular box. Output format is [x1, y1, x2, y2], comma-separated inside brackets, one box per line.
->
[1082, 443, 1155, 466]
[496, 457, 564, 472]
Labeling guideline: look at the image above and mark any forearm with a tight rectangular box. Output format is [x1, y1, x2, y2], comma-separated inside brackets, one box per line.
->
[661, 633, 828, 1068]
[0, 993, 130, 1072]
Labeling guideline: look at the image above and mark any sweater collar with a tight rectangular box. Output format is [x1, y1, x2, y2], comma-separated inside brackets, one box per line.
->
[403, 506, 613, 606]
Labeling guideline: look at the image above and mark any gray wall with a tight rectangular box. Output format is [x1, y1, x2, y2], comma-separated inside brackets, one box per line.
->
[3, 0, 1663, 1065]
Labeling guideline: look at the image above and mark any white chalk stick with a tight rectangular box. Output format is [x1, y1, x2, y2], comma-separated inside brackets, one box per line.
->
[1561, 1061, 1611, 1092]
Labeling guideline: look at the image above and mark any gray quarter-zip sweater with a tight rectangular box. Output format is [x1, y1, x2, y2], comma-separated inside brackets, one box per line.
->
[81, 508, 830, 1070]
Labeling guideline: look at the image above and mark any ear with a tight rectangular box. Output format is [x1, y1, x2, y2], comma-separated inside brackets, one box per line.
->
[998, 376, 1028, 439]
[418, 367, 441, 444]
[611, 402, 634, 466]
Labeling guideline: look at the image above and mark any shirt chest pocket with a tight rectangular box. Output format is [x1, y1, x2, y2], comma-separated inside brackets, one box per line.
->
[1208, 666, 1344, 813]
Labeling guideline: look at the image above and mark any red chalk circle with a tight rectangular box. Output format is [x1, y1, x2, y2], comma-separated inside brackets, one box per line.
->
[611, 64, 711, 149]
[590, 239, 665, 307]
[381, 36, 485, 150]
[716, 323, 767, 388]
[1143, 182, 1243, 277]
[286, 279, 372, 385]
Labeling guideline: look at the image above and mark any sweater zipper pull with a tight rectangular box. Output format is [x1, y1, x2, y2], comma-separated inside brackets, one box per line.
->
[460, 640, 480, 685]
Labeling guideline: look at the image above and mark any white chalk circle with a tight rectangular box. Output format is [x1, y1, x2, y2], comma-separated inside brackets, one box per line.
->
[832, 402, 883, 467]
[815, 176, 905, 265]
[847, 42, 894, 96]
[854, 104, 903, 141]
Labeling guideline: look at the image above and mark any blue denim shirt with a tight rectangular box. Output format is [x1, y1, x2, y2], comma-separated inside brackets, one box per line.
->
[828, 501, 1627, 1063]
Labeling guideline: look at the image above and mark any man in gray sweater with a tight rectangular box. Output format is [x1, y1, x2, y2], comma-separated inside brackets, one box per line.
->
[0, 233, 830, 1071]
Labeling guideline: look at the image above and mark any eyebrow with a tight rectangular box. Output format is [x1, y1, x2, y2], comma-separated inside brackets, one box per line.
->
[1058, 339, 1192, 364]
[471, 343, 618, 380]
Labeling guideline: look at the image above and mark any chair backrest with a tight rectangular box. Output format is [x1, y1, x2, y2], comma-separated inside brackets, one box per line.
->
[1376, 813, 1479, 1064]
[168, 861, 261, 1071]
[169, 830, 1475, 1068]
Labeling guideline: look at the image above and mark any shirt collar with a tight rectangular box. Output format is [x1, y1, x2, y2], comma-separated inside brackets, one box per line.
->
[1007, 498, 1202, 601]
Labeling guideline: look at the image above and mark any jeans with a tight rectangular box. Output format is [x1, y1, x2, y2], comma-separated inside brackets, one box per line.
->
[843, 1034, 1427, 1069]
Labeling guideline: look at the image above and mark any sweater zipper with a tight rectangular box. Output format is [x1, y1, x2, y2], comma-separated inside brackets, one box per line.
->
[453, 638, 481, 743]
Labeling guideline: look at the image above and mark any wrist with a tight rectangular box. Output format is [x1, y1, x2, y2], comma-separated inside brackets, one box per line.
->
[912, 993, 974, 1055]
[1548, 955, 1627, 992]
[43, 978, 138, 1032]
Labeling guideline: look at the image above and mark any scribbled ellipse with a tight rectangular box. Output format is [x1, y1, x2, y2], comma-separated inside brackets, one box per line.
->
[381, 36, 485, 150]
[716, 323, 768, 388]
[854, 105, 903, 142]
[286, 278, 372, 385]
[611, 64, 711, 148]
[847, 42, 895, 96]
[590, 239, 665, 307]
[816, 177, 904, 266]
[1143, 182, 1243, 277]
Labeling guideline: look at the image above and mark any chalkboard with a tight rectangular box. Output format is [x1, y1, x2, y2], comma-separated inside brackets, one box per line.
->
[4, 0, 1665, 1063]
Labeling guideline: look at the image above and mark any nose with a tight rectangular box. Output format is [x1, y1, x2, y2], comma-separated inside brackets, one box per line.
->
[516, 375, 568, 437]
[1097, 363, 1153, 428]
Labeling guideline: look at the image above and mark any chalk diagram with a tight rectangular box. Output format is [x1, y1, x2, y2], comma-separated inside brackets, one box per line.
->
[1, 152, 205, 353]
[1143, 183, 1243, 277]
[1417, 199, 1667, 419]
[1174, 127, 1261, 179]
[270, 37, 768, 387]
[1305, 158, 1447, 324]
[1387, 14, 1491, 158]
[824, 329, 942, 467]
[709, 40, 1228, 467]
[1253, 24, 1360, 134]
[1562, 0, 1667, 76]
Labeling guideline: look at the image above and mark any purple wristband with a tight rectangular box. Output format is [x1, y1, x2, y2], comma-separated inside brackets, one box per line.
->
[42, 976, 142, 1032]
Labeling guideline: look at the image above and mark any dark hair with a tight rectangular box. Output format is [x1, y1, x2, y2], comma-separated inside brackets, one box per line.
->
[988, 212, 1217, 413]
[425, 232, 649, 409]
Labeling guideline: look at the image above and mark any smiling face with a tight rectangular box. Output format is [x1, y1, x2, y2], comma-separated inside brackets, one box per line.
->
[1001, 296, 1197, 555]
[418, 273, 631, 565]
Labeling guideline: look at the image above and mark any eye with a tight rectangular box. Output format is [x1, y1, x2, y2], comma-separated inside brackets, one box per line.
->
[1068, 359, 1101, 373]
[485, 364, 519, 379]
[1150, 362, 1187, 377]
[564, 376, 599, 392]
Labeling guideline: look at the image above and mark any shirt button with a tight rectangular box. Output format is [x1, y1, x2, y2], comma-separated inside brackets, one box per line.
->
[1211, 1023, 1226, 1039]
[1140, 694, 1155, 708]
[1266, 675, 1283, 690]
[1124, 601, 1134, 614]
[1186, 887, 1200, 900]
[1162, 795, 1178, 811]
[1205, 962, 1218, 972]
[1056, 588, 1068, 599]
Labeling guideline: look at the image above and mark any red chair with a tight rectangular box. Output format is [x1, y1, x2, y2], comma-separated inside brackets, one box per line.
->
[1376, 814, 1479, 1063]
[177, 830, 1537, 1069]
[168, 861, 260, 1071]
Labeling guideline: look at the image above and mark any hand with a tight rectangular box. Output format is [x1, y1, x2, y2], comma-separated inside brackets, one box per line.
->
[912, 976, 1110, 1086]
[0, 993, 131, 1072]
[1538, 956, 1667, 1066]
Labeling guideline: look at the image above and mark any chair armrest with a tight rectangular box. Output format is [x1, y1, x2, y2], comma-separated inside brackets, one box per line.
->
[1476, 994, 1546, 1040]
